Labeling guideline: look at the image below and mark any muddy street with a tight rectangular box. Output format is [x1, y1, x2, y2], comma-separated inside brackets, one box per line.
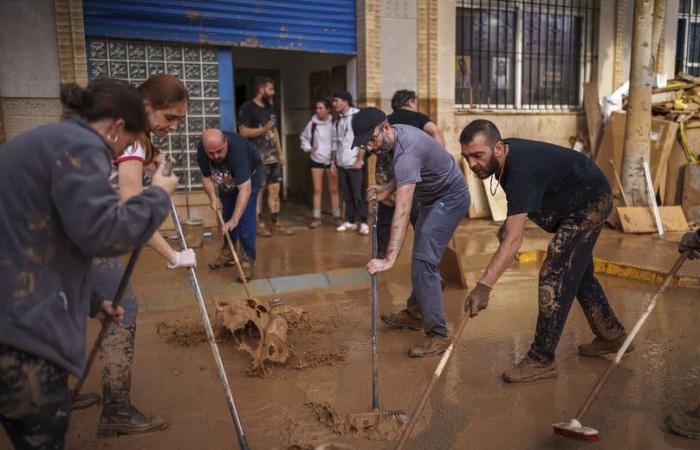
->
[57, 248, 699, 450]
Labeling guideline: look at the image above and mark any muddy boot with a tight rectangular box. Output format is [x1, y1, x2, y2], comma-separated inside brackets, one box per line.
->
[578, 333, 635, 358]
[381, 309, 423, 331]
[273, 219, 294, 236]
[72, 392, 101, 410]
[208, 243, 236, 270]
[309, 218, 322, 228]
[502, 356, 558, 383]
[257, 221, 272, 238]
[408, 334, 451, 358]
[239, 259, 254, 282]
[98, 401, 168, 437]
[668, 406, 700, 439]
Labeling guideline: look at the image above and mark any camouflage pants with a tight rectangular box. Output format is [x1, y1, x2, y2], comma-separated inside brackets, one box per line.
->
[92, 257, 138, 406]
[529, 194, 625, 363]
[0, 345, 69, 449]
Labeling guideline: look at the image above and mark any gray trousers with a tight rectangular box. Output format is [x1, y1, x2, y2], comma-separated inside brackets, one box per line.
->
[406, 192, 470, 336]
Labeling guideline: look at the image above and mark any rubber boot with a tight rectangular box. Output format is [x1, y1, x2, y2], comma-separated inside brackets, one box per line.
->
[98, 324, 167, 437]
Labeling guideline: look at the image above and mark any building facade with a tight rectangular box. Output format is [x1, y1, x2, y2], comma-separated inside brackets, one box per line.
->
[0, 0, 689, 216]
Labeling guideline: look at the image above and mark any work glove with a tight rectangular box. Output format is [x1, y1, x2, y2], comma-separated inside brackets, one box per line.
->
[679, 230, 700, 260]
[168, 248, 197, 269]
[464, 282, 492, 317]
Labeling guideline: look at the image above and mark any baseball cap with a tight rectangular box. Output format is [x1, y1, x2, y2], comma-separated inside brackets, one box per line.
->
[351, 107, 387, 148]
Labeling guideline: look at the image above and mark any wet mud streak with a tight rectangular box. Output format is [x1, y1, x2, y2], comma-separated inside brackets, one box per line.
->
[305, 400, 406, 441]
[287, 346, 348, 370]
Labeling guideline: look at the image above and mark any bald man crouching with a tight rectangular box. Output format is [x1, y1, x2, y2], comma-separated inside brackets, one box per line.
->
[198, 128, 263, 281]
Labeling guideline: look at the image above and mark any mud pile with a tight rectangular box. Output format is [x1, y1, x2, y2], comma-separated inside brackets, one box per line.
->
[305, 400, 407, 441]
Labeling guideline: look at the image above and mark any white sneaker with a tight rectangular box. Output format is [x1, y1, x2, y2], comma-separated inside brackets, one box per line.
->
[336, 221, 358, 232]
[358, 223, 370, 236]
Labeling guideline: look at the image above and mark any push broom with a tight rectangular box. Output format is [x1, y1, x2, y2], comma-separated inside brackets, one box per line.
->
[347, 194, 408, 430]
[552, 251, 690, 441]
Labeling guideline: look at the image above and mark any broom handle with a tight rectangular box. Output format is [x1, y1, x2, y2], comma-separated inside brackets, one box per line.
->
[216, 209, 252, 298]
[172, 201, 251, 450]
[370, 194, 379, 411]
[575, 251, 689, 420]
[71, 246, 142, 402]
[395, 313, 471, 450]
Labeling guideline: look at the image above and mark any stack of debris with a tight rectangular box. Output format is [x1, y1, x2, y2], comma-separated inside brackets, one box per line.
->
[585, 74, 700, 234]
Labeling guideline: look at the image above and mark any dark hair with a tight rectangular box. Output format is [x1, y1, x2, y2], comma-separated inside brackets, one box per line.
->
[138, 74, 189, 110]
[459, 119, 502, 147]
[391, 89, 417, 111]
[254, 76, 274, 94]
[315, 98, 332, 110]
[60, 78, 147, 134]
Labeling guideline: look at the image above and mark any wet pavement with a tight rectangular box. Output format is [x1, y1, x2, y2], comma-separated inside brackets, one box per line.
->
[3, 206, 699, 450]
[58, 258, 699, 450]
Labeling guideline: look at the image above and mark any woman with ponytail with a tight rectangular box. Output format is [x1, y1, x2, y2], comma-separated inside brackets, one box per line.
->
[0, 78, 178, 449]
[80, 74, 191, 437]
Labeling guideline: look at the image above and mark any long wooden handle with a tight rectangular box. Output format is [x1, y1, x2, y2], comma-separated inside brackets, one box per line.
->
[217, 210, 252, 298]
[574, 251, 689, 420]
[395, 313, 471, 450]
[72, 247, 143, 402]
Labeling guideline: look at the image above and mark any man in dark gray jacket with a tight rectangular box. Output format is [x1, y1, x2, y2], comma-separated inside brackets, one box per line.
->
[0, 115, 176, 449]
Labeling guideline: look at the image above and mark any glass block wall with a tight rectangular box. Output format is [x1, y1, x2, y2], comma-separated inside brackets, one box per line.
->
[87, 38, 221, 190]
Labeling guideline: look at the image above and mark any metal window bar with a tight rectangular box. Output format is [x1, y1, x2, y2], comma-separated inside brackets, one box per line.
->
[456, 0, 599, 111]
[677, 1, 700, 76]
[86, 38, 221, 191]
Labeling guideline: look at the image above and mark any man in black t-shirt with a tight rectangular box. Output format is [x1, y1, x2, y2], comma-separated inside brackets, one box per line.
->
[238, 76, 292, 237]
[459, 119, 629, 384]
[375, 90, 446, 257]
[198, 128, 262, 280]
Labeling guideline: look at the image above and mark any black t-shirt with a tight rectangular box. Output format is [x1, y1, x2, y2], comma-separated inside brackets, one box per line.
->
[387, 109, 431, 130]
[197, 132, 263, 193]
[500, 138, 611, 232]
[379, 109, 433, 184]
[237, 100, 280, 165]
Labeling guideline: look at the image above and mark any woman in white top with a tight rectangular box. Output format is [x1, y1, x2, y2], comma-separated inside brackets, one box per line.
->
[80, 74, 192, 436]
[300, 98, 341, 228]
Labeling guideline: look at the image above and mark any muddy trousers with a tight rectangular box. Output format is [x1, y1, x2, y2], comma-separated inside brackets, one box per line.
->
[91, 258, 139, 407]
[337, 167, 368, 224]
[406, 193, 470, 337]
[528, 194, 625, 363]
[220, 188, 259, 261]
[0, 345, 69, 450]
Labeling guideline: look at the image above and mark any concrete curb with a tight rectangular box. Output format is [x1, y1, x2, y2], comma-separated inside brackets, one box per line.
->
[516, 250, 700, 289]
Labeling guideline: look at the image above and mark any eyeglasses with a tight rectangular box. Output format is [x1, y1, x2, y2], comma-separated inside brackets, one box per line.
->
[364, 124, 384, 151]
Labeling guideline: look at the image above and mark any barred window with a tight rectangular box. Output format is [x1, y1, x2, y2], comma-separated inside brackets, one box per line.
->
[87, 38, 221, 190]
[456, 1, 598, 110]
[677, 0, 700, 76]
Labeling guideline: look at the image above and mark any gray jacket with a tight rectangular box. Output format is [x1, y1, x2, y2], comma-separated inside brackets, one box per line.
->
[0, 116, 170, 376]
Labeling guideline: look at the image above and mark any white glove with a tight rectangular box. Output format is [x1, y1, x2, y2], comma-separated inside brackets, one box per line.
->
[168, 248, 196, 269]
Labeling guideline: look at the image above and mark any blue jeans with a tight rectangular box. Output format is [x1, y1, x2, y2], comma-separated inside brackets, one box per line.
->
[220, 188, 258, 261]
[408, 191, 470, 336]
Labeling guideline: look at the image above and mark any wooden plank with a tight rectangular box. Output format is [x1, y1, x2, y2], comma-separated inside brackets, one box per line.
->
[682, 163, 700, 224]
[583, 82, 604, 157]
[595, 111, 626, 197]
[464, 159, 490, 218]
[439, 243, 468, 289]
[482, 179, 508, 222]
[617, 206, 690, 233]
[650, 118, 679, 194]
[665, 140, 692, 205]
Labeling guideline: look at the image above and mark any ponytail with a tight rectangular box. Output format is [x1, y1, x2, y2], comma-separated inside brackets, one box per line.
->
[59, 78, 147, 134]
